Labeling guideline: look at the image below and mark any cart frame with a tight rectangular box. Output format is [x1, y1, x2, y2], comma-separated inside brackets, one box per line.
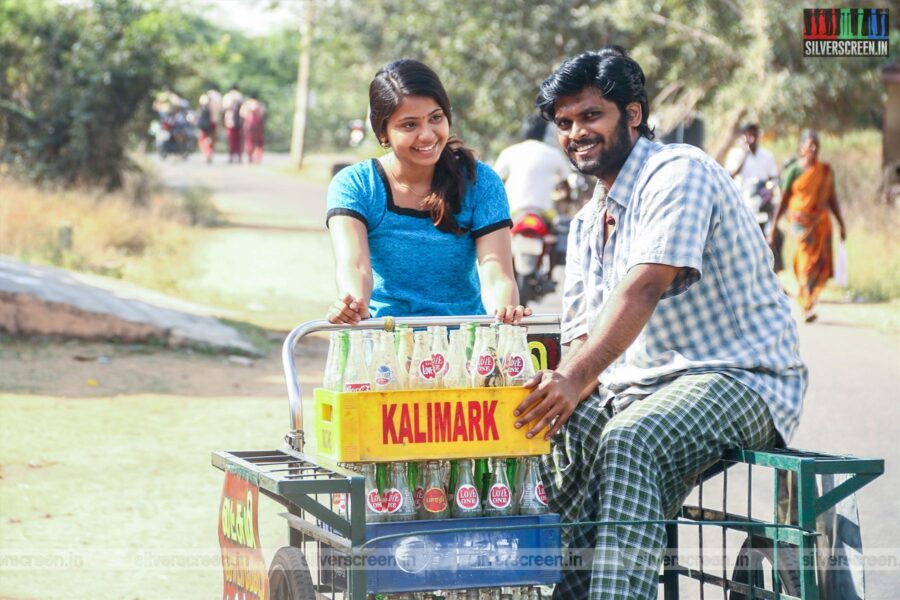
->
[212, 315, 884, 599]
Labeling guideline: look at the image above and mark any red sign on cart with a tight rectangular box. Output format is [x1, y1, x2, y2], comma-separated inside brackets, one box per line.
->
[218, 469, 268, 600]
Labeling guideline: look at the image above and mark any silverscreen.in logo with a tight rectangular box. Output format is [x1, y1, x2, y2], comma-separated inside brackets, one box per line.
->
[803, 8, 889, 57]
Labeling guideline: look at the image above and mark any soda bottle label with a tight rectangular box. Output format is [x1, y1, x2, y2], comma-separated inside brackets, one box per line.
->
[423, 487, 448, 513]
[455, 484, 480, 510]
[333, 493, 347, 514]
[374, 365, 393, 386]
[536, 483, 548, 506]
[366, 490, 384, 513]
[344, 382, 371, 392]
[383, 488, 403, 513]
[476, 355, 495, 376]
[487, 483, 511, 509]
[506, 354, 526, 378]
[413, 486, 424, 510]
[418, 359, 436, 379]
[432, 353, 446, 374]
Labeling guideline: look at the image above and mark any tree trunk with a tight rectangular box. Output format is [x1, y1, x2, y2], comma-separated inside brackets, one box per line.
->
[289, 0, 313, 169]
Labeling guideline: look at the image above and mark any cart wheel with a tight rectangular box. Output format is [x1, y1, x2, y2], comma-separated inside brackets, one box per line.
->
[729, 535, 802, 600]
[268, 546, 316, 600]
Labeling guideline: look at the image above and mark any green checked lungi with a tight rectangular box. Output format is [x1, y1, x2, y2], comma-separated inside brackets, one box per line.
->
[540, 372, 778, 600]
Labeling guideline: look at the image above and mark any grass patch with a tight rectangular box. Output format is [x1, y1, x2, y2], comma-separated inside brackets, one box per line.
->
[0, 177, 221, 296]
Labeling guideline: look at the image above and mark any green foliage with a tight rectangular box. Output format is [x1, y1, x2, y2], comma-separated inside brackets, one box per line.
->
[308, 0, 895, 158]
[1, 0, 893, 185]
[0, 0, 207, 189]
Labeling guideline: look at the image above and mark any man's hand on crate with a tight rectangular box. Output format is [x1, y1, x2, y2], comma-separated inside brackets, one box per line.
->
[514, 370, 582, 440]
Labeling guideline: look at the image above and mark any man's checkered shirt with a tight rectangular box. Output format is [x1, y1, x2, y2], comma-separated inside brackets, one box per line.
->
[562, 137, 807, 442]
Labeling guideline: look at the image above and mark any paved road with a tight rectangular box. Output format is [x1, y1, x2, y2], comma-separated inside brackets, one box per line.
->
[151, 152, 329, 229]
[158, 152, 900, 597]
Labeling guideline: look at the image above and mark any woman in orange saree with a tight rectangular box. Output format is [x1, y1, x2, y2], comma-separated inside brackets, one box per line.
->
[771, 130, 847, 322]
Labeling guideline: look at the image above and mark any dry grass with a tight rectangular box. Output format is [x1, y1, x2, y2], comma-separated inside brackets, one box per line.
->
[0, 178, 200, 293]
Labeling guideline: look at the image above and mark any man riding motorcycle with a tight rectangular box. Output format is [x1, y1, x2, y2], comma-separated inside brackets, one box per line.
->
[494, 114, 574, 304]
[725, 123, 783, 271]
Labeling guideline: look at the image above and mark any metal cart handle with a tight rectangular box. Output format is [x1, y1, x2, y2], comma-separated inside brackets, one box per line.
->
[281, 313, 561, 451]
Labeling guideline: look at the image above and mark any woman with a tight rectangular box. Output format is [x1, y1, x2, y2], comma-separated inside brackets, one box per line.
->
[326, 59, 527, 324]
[770, 130, 847, 322]
[240, 93, 266, 164]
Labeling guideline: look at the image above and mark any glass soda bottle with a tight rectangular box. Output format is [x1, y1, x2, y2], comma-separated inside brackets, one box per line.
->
[509, 457, 522, 513]
[343, 331, 371, 391]
[383, 462, 416, 521]
[419, 460, 450, 520]
[371, 331, 403, 391]
[483, 457, 515, 516]
[363, 463, 387, 523]
[464, 322, 479, 369]
[411, 462, 425, 512]
[442, 329, 470, 388]
[429, 326, 450, 387]
[471, 327, 506, 388]
[504, 327, 535, 386]
[363, 330, 377, 366]
[451, 459, 483, 517]
[496, 324, 513, 369]
[516, 456, 549, 515]
[395, 327, 414, 383]
[409, 330, 437, 389]
[322, 331, 342, 390]
[474, 458, 489, 508]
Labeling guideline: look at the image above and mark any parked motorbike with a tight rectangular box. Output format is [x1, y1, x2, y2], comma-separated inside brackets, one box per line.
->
[153, 108, 196, 159]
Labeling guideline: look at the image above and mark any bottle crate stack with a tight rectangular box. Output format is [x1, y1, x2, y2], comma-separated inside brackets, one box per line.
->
[314, 323, 559, 598]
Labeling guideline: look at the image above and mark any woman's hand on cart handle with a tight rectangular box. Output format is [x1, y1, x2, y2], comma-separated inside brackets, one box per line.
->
[495, 304, 532, 325]
[326, 293, 370, 324]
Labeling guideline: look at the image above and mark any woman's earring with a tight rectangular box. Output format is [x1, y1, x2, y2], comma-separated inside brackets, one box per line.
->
[380, 139, 390, 149]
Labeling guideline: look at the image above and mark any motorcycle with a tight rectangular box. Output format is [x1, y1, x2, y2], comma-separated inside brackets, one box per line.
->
[153, 107, 196, 159]
[511, 175, 591, 307]
[748, 177, 784, 272]
[511, 209, 563, 307]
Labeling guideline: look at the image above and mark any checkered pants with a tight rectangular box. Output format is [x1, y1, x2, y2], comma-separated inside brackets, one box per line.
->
[540, 373, 777, 599]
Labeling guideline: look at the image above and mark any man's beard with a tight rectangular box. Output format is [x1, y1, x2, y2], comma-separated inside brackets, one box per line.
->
[567, 113, 632, 179]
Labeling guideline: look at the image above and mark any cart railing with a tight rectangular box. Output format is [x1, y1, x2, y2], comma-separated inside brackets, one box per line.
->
[212, 443, 883, 600]
[281, 314, 561, 452]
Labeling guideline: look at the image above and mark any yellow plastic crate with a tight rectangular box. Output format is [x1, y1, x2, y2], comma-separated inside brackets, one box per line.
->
[313, 386, 549, 462]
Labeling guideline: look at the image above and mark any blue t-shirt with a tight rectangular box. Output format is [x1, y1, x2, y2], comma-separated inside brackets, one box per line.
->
[326, 159, 512, 317]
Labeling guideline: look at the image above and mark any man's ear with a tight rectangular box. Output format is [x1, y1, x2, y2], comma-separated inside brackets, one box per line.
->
[626, 102, 642, 128]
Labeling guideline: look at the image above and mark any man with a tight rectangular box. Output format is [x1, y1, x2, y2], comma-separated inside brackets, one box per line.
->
[725, 123, 783, 269]
[494, 114, 572, 218]
[514, 47, 807, 599]
[725, 123, 779, 201]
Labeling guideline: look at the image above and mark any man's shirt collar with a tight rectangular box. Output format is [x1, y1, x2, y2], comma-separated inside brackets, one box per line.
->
[606, 136, 658, 209]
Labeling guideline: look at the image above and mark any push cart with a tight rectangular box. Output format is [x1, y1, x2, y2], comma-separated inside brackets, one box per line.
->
[212, 315, 884, 599]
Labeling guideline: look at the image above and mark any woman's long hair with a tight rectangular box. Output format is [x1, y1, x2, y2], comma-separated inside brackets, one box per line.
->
[369, 59, 476, 234]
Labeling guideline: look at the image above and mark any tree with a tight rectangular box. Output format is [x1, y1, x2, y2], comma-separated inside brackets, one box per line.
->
[0, 0, 208, 189]
[305, 0, 894, 158]
[289, 0, 314, 167]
